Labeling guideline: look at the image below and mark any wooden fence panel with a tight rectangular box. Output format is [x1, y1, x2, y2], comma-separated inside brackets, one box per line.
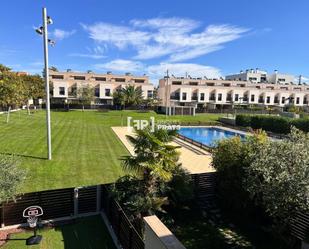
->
[78, 186, 97, 214]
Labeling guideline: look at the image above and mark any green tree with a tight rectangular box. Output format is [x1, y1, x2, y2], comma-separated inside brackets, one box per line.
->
[143, 87, 160, 108]
[0, 71, 25, 122]
[122, 127, 180, 216]
[245, 127, 309, 224]
[0, 156, 26, 203]
[21, 74, 45, 114]
[77, 84, 95, 111]
[112, 90, 125, 108]
[0, 64, 12, 73]
[113, 85, 143, 109]
[212, 130, 267, 213]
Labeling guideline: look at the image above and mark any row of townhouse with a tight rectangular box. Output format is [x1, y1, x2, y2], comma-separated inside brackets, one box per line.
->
[158, 70, 309, 115]
[49, 70, 154, 105]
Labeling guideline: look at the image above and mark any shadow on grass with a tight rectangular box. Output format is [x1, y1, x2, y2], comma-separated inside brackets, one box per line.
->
[0, 152, 46, 160]
[55, 215, 116, 249]
[166, 205, 291, 249]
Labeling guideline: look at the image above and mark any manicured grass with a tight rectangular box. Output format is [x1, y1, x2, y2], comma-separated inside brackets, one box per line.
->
[2, 215, 116, 249]
[0, 110, 222, 192]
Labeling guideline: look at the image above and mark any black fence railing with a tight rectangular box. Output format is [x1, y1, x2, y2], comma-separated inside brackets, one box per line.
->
[101, 186, 144, 249]
[0, 184, 144, 249]
[176, 133, 212, 151]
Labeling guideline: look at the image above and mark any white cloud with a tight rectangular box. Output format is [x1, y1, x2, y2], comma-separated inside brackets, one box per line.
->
[69, 53, 106, 59]
[147, 63, 221, 81]
[69, 45, 107, 59]
[81, 23, 150, 49]
[94, 59, 144, 72]
[51, 29, 76, 40]
[82, 18, 249, 62]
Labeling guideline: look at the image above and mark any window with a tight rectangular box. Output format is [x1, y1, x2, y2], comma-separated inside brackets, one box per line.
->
[207, 83, 215, 86]
[59, 87, 65, 96]
[115, 78, 126, 82]
[226, 94, 232, 101]
[51, 75, 64, 79]
[147, 90, 153, 98]
[304, 98, 308, 104]
[296, 97, 300, 104]
[282, 97, 286, 104]
[266, 96, 270, 104]
[274, 96, 279, 103]
[134, 79, 145, 83]
[182, 92, 187, 101]
[73, 76, 85, 80]
[237, 84, 245, 87]
[266, 86, 274, 90]
[280, 87, 288, 90]
[218, 93, 222, 101]
[189, 82, 198, 86]
[95, 88, 100, 97]
[249, 77, 257, 81]
[234, 94, 239, 101]
[95, 77, 106, 81]
[192, 93, 198, 100]
[209, 93, 215, 101]
[105, 89, 111, 96]
[251, 94, 255, 102]
[200, 93, 205, 101]
[223, 83, 231, 87]
[172, 81, 182, 85]
[278, 78, 286, 82]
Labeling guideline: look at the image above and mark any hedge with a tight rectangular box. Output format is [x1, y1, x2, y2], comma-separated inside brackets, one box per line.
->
[235, 114, 309, 134]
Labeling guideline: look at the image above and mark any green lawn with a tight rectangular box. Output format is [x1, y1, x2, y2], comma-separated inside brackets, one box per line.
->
[2, 215, 116, 249]
[0, 110, 222, 192]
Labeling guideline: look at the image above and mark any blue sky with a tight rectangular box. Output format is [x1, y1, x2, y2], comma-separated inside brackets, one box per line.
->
[0, 0, 308, 83]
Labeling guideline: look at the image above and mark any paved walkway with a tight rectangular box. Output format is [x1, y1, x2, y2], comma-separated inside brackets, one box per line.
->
[111, 127, 214, 174]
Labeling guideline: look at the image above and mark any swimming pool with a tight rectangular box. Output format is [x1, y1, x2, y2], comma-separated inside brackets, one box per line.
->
[178, 127, 246, 147]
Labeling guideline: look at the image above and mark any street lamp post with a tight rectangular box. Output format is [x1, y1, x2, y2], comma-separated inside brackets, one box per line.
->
[36, 7, 54, 160]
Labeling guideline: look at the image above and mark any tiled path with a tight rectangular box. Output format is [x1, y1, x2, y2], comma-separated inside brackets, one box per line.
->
[111, 127, 215, 174]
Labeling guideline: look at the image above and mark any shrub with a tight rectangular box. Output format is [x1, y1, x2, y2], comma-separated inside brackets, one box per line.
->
[291, 118, 309, 132]
[236, 114, 309, 134]
[235, 114, 251, 127]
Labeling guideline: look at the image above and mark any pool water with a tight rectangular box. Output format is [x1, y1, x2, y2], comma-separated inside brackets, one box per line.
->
[178, 127, 246, 147]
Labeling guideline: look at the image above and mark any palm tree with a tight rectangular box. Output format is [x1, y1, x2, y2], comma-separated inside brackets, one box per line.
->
[122, 127, 180, 215]
[120, 85, 143, 108]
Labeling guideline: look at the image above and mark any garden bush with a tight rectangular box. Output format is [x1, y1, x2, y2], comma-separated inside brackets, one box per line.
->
[236, 114, 309, 134]
[235, 114, 251, 127]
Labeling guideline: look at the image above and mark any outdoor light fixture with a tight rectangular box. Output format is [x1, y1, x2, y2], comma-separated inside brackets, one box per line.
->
[47, 16, 53, 24]
[35, 27, 43, 35]
[35, 7, 54, 160]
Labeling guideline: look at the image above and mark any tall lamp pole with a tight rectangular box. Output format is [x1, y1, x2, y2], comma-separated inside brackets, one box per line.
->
[36, 7, 55, 160]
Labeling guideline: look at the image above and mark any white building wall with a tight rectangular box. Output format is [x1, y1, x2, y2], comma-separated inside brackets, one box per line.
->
[53, 81, 68, 98]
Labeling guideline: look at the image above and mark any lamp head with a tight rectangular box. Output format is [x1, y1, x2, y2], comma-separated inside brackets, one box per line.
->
[35, 26, 43, 35]
[47, 16, 53, 25]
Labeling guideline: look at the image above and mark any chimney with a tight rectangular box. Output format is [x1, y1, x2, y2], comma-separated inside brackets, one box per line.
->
[274, 70, 278, 74]
[240, 70, 243, 74]
[256, 68, 259, 73]
[299, 75, 302, 85]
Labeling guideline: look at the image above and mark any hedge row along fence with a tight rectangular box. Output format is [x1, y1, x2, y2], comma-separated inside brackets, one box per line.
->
[235, 115, 309, 134]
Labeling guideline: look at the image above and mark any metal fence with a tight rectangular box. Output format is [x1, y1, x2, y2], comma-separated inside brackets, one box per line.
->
[0, 184, 144, 249]
[176, 133, 212, 151]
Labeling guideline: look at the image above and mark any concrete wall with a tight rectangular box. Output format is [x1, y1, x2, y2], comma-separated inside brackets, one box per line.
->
[144, 215, 186, 249]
